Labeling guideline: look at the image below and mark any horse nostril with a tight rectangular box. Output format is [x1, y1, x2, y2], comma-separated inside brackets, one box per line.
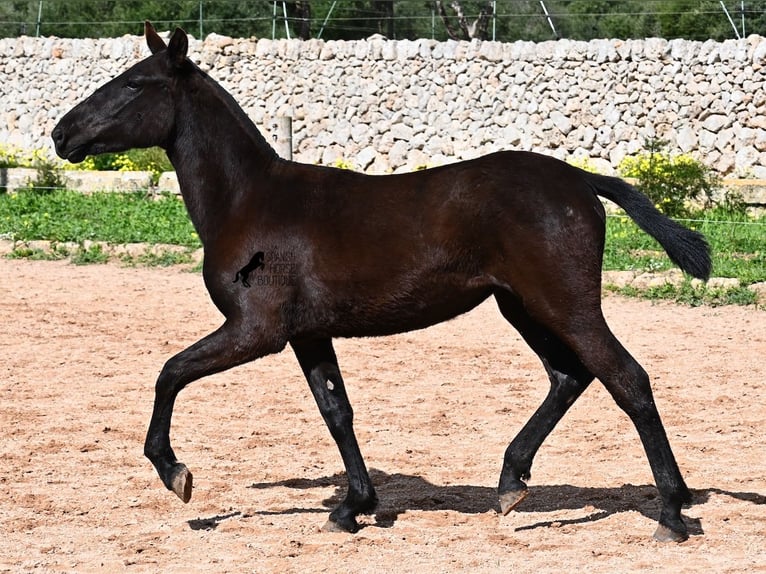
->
[52, 126, 64, 146]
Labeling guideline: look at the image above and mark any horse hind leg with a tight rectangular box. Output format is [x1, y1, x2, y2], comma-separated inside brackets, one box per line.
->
[498, 296, 691, 542]
[494, 291, 595, 514]
[579, 338, 692, 541]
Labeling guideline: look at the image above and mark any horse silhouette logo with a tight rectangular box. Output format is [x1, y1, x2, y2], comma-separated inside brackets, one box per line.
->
[233, 251, 265, 288]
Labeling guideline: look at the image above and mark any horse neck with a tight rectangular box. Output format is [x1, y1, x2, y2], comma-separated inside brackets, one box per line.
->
[167, 74, 279, 246]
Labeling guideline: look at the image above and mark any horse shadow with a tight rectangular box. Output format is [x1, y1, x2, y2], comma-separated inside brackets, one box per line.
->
[188, 468, 765, 534]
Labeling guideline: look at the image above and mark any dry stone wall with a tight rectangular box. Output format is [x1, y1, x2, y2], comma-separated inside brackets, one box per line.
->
[2, 33, 766, 176]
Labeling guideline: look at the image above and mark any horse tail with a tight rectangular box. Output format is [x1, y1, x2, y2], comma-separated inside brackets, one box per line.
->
[585, 172, 712, 280]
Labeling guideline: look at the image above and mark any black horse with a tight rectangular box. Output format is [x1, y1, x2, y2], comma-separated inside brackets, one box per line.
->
[52, 22, 711, 542]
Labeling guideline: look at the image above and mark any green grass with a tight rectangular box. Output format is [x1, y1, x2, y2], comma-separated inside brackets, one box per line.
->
[120, 249, 197, 268]
[0, 190, 199, 247]
[607, 281, 759, 307]
[70, 243, 110, 265]
[6, 245, 68, 261]
[604, 209, 765, 285]
[1, 190, 763, 306]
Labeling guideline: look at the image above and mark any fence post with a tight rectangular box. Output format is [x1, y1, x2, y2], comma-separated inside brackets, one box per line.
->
[199, 1, 203, 39]
[35, 0, 43, 37]
[270, 116, 293, 160]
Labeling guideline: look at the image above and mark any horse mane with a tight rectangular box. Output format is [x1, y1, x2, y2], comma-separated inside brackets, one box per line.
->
[188, 61, 278, 162]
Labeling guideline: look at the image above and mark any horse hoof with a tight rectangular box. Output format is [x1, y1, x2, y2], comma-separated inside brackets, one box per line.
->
[321, 518, 358, 533]
[321, 519, 346, 533]
[498, 488, 529, 515]
[170, 464, 193, 503]
[322, 510, 361, 533]
[653, 523, 688, 543]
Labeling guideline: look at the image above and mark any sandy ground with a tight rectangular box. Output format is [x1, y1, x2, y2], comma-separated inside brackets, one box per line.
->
[0, 258, 764, 573]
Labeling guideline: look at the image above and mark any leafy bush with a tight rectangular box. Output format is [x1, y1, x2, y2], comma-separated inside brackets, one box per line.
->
[0, 144, 30, 169]
[1, 144, 173, 185]
[0, 147, 68, 194]
[70, 243, 109, 265]
[68, 147, 172, 184]
[567, 156, 601, 173]
[26, 155, 67, 194]
[618, 138, 720, 218]
[0, 190, 198, 246]
[331, 158, 355, 170]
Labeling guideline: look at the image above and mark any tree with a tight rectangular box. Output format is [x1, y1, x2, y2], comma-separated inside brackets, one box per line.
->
[0, 0, 758, 40]
[289, 0, 312, 39]
[435, 0, 493, 40]
[553, 0, 657, 40]
[0, 0, 36, 36]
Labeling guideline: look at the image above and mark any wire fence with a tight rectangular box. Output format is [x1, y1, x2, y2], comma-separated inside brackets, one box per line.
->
[2, 1, 764, 42]
[607, 213, 766, 228]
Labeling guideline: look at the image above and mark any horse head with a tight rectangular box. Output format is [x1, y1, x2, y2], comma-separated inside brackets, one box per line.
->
[52, 22, 190, 163]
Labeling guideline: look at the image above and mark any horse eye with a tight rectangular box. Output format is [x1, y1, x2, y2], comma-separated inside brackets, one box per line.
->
[125, 81, 141, 92]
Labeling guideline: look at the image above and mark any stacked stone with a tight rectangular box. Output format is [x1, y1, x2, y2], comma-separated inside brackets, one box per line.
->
[2, 33, 765, 176]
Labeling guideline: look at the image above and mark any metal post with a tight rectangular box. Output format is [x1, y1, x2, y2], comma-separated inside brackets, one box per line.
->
[35, 0, 43, 37]
[492, 0, 496, 41]
[199, 1, 203, 39]
[282, 1, 291, 39]
[720, 0, 742, 39]
[272, 1, 277, 39]
[742, 0, 746, 37]
[271, 116, 293, 160]
[318, 0, 338, 39]
[540, 1, 558, 39]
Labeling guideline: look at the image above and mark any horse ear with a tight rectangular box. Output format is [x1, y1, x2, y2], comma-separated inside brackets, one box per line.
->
[145, 21, 167, 54]
[167, 28, 189, 68]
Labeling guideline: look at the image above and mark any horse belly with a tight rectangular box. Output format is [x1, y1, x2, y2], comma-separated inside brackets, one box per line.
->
[307, 273, 494, 339]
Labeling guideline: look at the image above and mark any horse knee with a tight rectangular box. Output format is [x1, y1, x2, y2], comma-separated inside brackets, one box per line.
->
[155, 356, 188, 398]
[323, 395, 354, 434]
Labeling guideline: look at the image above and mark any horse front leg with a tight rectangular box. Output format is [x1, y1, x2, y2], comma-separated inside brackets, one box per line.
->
[291, 338, 378, 533]
[144, 320, 282, 502]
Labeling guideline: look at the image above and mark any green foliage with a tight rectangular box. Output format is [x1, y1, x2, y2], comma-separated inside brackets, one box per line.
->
[0, 144, 49, 169]
[70, 243, 109, 265]
[618, 138, 720, 218]
[121, 248, 196, 267]
[7, 245, 67, 261]
[331, 158, 356, 170]
[0, 145, 28, 169]
[1, 144, 172, 191]
[604, 211, 765, 286]
[2, 0, 761, 41]
[567, 156, 600, 173]
[0, 190, 199, 246]
[9, 148, 66, 193]
[608, 281, 758, 307]
[68, 147, 173, 184]
[558, 0, 657, 39]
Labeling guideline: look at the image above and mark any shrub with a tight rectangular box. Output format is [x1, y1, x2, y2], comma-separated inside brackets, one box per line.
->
[567, 156, 601, 173]
[68, 147, 172, 184]
[22, 149, 66, 194]
[618, 138, 720, 218]
[71, 243, 109, 265]
[0, 144, 29, 169]
[331, 158, 355, 170]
